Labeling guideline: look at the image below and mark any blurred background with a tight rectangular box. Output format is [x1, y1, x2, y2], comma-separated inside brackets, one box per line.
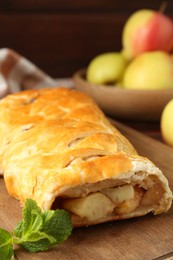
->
[0, 0, 173, 78]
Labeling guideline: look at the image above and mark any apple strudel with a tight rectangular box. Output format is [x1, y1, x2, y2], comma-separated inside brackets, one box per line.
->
[0, 87, 172, 227]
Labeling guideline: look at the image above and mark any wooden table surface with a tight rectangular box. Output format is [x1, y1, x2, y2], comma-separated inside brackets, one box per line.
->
[120, 120, 163, 142]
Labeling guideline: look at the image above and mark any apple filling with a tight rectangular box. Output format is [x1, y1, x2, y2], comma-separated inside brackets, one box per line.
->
[62, 185, 141, 222]
[61, 183, 164, 223]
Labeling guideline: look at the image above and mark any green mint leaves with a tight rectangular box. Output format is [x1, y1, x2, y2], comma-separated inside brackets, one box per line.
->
[0, 199, 73, 259]
[0, 228, 13, 260]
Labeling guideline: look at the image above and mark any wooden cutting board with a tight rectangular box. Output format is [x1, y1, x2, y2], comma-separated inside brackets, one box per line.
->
[0, 120, 173, 260]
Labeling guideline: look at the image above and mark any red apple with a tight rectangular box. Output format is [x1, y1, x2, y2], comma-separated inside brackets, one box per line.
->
[122, 9, 173, 59]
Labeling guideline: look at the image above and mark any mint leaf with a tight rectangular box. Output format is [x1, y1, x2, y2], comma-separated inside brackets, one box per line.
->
[18, 234, 56, 252]
[14, 199, 43, 238]
[42, 209, 73, 244]
[13, 199, 73, 252]
[0, 228, 14, 260]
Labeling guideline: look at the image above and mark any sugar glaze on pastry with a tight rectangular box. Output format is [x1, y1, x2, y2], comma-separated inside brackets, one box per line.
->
[0, 87, 172, 227]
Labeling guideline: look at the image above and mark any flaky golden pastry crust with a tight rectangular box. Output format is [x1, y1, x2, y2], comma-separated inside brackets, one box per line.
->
[0, 87, 172, 227]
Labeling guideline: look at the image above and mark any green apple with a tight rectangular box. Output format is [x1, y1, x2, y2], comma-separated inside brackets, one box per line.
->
[122, 9, 173, 59]
[86, 52, 127, 85]
[161, 99, 173, 147]
[122, 51, 173, 90]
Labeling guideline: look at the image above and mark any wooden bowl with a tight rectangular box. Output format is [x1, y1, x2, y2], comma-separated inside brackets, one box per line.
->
[73, 69, 173, 121]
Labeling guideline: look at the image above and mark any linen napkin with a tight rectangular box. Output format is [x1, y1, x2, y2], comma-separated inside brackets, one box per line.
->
[0, 48, 58, 99]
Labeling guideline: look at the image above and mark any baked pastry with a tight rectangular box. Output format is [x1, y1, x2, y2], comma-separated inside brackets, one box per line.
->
[0, 87, 172, 227]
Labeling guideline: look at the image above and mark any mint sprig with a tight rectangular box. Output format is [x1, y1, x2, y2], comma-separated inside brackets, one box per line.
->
[0, 199, 73, 259]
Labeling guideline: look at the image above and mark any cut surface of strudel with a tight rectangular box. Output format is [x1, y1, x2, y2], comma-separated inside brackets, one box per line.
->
[0, 87, 172, 227]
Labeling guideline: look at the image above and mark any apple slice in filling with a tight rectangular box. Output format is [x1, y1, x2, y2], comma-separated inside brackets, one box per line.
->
[102, 184, 144, 214]
[101, 184, 135, 204]
[62, 192, 115, 222]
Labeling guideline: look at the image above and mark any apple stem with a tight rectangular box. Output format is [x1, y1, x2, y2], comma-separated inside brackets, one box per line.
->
[159, 1, 168, 13]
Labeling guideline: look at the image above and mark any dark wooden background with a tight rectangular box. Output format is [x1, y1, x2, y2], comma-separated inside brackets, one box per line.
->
[0, 0, 173, 78]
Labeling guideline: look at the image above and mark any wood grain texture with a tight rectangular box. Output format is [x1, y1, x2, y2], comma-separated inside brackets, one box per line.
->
[0, 0, 173, 77]
[0, 120, 173, 260]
